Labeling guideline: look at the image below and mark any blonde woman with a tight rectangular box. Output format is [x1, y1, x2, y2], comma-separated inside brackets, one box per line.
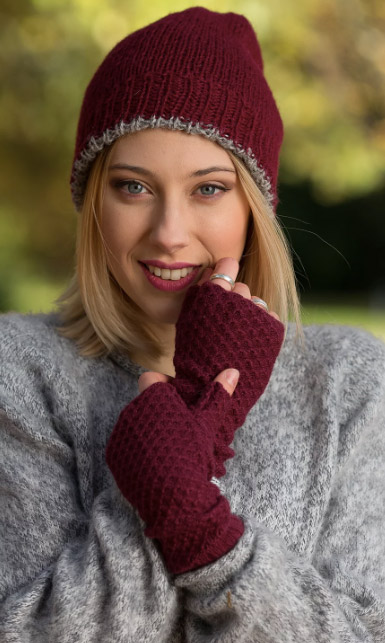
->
[1, 8, 385, 642]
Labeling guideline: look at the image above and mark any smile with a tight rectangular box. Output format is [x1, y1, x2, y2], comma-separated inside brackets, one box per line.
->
[146, 264, 195, 280]
[139, 262, 201, 292]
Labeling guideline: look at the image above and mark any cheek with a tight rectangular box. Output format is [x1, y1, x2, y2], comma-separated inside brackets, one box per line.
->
[101, 208, 119, 250]
[101, 225, 119, 255]
[101, 209, 136, 257]
[199, 213, 249, 262]
[219, 208, 250, 256]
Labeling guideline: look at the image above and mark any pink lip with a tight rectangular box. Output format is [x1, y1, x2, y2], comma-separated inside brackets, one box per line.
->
[140, 259, 200, 269]
[139, 263, 201, 292]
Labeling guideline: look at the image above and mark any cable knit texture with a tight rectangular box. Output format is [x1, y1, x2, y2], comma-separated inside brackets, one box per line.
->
[70, 8, 283, 210]
[1, 311, 385, 641]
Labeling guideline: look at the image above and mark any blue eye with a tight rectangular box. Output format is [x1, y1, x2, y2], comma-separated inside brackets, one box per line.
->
[199, 184, 227, 196]
[113, 180, 148, 195]
[125, 181, 145, 194]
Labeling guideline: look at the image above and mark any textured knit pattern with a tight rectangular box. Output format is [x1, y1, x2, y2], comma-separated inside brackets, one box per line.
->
[106, 381, 244, 574]
[70, 8, 283, 210]
[106, 282, 283, 570]
[174, 281, 284, 476]
[1, 312, 385, 641]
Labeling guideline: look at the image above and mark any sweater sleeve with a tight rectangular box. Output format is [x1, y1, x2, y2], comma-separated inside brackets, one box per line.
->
[174, 329, 385, 642]
[0, 326, 178, 642]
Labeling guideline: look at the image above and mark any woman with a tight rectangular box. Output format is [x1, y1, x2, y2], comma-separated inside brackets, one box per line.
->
[1, 7, 385, 642]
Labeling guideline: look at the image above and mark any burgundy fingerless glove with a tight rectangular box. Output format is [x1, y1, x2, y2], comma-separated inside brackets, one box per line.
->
[173, 281, 285, 477]
[106, 281, 283, 575]
[106, 380, 244, 575]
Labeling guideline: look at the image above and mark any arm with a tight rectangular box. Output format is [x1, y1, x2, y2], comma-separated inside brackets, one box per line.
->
[106, 378, 244, 575]
[174, 333, 385, 642]
[129, 267, 385, 640]
[104, 277, 282, 576]
[0, 346, 178, 642]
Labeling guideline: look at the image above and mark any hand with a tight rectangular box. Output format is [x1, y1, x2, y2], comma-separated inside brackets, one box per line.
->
[198, 256, 280, 321]
[106, 373, 244, 574]
[138, 366, 240, 396]
[172, 257, 285, 477]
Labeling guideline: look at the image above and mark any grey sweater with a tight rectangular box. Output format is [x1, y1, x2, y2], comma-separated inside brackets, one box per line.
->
[1, 311, 385, 642]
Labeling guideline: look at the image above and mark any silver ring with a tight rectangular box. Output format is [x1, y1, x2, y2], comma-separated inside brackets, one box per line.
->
[251, 296, 269, 311]
[209, 273, 235, 288]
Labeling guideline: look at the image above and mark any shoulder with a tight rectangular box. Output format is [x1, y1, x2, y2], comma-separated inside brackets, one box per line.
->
[305, 322, 384, 359]
[0, 311, 76, 410]
[0, 312, 107, 420]
[279, 323, 385, 424]
[282, 322, 385, 375]
[0, 309, 64, 349]
[0, 310, 136, 409]
[309, 323, 384, 387]
[0, 310, 83, 375]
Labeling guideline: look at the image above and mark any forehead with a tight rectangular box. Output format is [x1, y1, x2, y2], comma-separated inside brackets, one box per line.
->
[110, 129, 234, 168]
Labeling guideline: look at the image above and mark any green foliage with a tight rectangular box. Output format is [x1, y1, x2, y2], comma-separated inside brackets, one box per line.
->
[0, 0, 384, 312]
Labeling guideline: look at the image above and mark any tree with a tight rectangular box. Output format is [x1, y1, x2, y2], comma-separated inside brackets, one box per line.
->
[0, 0, 384, 309]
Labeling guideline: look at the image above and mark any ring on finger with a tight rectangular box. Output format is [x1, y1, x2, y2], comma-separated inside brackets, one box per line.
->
[251, 296, 269, 311]
[209, 273, 235, 289]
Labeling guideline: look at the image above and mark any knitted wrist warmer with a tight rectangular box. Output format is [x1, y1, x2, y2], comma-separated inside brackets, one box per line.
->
[173, 281, 285, 477]
[106, 380, 244, 575]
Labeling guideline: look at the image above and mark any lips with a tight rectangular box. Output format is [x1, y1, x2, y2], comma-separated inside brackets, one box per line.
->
[140, 260, 199, 269]
[139, 262, 201, 292]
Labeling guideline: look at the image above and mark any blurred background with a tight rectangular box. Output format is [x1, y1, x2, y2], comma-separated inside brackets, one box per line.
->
[1, 0, 384, 338]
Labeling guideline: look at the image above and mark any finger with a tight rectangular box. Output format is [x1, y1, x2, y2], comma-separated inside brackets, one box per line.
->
[269, 311, 280, 321]
[214, 368, 240, 396]
[138, 371, 171, 393]
[197, 267, 212, 286]
[232, 282, 251, 299]
[200, 257, 239, 291]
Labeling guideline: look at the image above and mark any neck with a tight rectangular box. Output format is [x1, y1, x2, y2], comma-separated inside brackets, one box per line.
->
[132, 322, 177, 378]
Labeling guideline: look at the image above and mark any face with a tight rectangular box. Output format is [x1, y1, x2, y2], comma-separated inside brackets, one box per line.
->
[101, 129, 250, 326]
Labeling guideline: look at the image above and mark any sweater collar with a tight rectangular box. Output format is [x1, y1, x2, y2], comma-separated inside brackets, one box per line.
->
[109, 351, 148, 377]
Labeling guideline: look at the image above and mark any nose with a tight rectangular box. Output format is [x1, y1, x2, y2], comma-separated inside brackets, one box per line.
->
[148, 200, 190, 254]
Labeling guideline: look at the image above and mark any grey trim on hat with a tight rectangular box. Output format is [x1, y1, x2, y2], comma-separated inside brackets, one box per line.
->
[71, 116, 274, 210]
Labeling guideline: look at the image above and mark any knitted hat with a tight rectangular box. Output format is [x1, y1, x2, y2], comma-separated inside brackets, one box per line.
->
[70, 7, 284, 211]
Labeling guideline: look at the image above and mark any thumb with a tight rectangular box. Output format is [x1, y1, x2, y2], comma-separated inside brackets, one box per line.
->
[138, 371, 172, 393]
[214, 368, 240, 396]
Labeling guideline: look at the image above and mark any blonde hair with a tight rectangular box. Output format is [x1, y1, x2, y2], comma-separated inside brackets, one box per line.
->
[57, 139, 302, 359]
[231, 154, 301, 332]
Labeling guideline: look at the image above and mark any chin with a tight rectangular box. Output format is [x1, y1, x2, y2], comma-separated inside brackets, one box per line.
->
[142, 291, 188, 326]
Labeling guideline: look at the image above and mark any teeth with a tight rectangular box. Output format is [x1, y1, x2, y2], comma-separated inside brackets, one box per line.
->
[146, 265, 194, 280]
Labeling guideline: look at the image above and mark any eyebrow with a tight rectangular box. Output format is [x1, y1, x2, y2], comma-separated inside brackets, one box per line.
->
[108, 163, 236, 177]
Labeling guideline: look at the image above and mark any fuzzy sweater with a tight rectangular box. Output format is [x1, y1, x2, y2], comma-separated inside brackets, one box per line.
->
[1, 310, 385, 642]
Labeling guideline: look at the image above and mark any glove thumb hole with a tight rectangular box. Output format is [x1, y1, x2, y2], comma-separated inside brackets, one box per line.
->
[194, 377, 235, 421]
[216, 368, 240, 396]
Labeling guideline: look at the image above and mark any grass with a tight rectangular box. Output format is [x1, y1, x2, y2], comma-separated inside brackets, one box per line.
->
[300, 301, 385, 341]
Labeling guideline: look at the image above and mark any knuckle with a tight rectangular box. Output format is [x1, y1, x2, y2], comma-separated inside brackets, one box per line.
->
[233, 283, 250, 298]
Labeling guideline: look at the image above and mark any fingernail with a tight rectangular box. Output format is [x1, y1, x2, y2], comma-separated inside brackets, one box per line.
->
[226, 369, 239, 386]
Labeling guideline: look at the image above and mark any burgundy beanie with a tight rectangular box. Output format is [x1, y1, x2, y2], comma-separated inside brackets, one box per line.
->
[70, 7, 284, 211]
